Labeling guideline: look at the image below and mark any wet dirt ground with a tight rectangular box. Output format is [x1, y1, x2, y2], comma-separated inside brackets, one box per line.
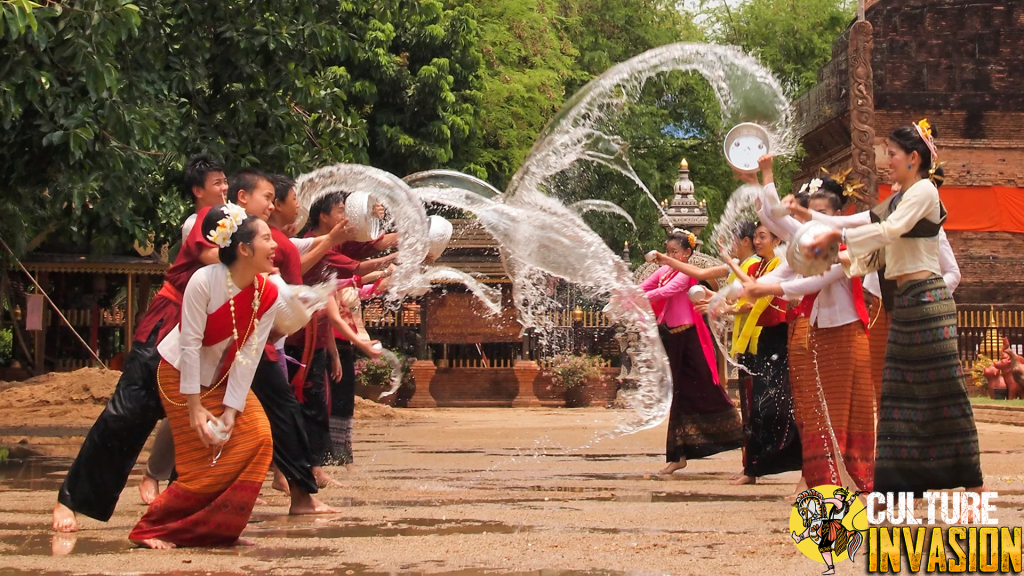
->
[3, 408, 1024, 575]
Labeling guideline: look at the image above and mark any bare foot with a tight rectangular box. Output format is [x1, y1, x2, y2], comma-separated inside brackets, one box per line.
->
[51, 533, 77, 556]
[271, 467, 291, 495]
[138, 474, 160, 505]
[289, 491, 341, 515]
[52, 502, 77, 533]
[234, 536, 256, 547]
[254, 498, 268, 506]
[731, 475, 757, 486]
[822, 566, 835, 575]
[131, 538, 176, 549]
[790, 476, 808, 497]
[659, 459, 687, 475]
[313, 467, 344, 489]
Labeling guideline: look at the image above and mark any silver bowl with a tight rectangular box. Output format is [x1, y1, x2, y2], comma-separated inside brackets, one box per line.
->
[723, 123, 770, 173]
[787, 221, 839, 277]
[345, 191, 384, 242]
[426, 215, 454, 261]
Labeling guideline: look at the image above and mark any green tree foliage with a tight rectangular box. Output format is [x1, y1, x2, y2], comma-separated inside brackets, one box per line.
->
[0, 0, 846, 267]
[463, 0, 581, 190]
[0, 0, 483, 256]
[710, 0, 854, 97]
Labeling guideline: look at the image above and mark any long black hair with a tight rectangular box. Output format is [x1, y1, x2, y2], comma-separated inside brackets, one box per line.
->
[889, 125, 938, 179]
[200, 206, 261, 266]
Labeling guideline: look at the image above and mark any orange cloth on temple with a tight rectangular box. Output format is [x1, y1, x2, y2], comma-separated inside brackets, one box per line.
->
[876, 185, 1024, 232]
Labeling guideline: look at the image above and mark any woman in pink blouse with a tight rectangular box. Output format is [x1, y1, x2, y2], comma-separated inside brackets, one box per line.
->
[641, 231, 743, 475]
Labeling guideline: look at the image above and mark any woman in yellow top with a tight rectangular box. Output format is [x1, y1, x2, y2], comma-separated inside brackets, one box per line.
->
[806, 121, 984, 497]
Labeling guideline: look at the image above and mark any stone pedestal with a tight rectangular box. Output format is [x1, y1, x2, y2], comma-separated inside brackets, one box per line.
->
[511, 360, 542, 407]
[407, 360, 438, 408]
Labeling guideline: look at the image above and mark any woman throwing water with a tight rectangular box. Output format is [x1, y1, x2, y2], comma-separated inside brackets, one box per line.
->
[130, 206, 321, 548]
[641, 231, 744, 475]
[804, 120, 984, 497]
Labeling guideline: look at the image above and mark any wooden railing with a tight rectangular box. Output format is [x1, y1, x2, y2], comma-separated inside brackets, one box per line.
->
[956, 305, 1024, 365]
[437, 357, 518, 369]
[536, 357, 615, 370]
[539, 310, 613, 328]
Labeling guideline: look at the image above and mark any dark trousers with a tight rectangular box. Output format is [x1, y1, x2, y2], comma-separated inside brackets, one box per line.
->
[332, 340, 357, 418]
[58, 328, 164, 521]
[285, 346, 331, 467]
[251, 355, 319, 495]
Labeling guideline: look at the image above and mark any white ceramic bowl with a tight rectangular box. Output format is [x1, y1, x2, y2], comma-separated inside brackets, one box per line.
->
[345, 191, 383, 242]
[723, 123, 770, 172]
[787, 220, 839, 277]
[688, 285, 711, 303]
[426, 215, 453, 261]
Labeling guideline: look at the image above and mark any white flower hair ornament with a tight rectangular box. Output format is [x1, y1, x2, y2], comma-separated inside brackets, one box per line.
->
[207, 203, 248, 248]
[808, 178, 823, 195]
[798, 183, 809, 195]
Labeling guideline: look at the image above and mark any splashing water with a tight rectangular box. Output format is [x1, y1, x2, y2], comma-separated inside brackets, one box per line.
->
[419, 43, 794, 436]
[294, 164, 504, 398]
[293, 164, 503, 313]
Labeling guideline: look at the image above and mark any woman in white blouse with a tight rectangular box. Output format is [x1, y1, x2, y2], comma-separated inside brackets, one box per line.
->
[129, 206, 296, 549]
[805, 121, 984, 499]
[741, 177, 876, 495]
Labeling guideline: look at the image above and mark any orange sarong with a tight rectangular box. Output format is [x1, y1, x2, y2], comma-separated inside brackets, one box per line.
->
[793, 322, 876, 491]
[129, 361, 273, 547]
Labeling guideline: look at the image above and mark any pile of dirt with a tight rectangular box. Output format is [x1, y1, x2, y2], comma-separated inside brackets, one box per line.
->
[353, 396, 415, 420]
[0, 368, 120, 408]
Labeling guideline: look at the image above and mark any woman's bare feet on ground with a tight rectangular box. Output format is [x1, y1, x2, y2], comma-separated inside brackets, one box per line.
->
[138, 474, 160, 505]
[271, 464, 291, 495]
[313, 466, 344, 488]
[790, 476, 809, 497]
[254, 498, 268, 506]
[289, 491, 341, 515]
[659, 459, 687, 475]
[731, 475, 757, 486]
[131, 538, 176, 549]
[234, 537, 256, 547]
[52, 502, 77, 533]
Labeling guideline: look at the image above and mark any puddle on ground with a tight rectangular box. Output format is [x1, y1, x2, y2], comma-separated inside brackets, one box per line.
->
[0, 457, 145, 491]
[1, 533, 134, 556]
[246, 518, 531, 539]
[0, 458, 72, 491]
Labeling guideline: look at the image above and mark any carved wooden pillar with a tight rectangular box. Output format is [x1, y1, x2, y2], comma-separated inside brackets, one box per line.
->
[849, 19, 878, 207]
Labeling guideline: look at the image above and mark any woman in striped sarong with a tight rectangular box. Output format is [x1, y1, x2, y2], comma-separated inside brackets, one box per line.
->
[805, 121, 984, 497]
[744, 178, 876, 491]
[130, 207, 314, 548]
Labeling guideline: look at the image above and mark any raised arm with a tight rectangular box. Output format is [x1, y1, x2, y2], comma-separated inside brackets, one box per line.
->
[653, 254, 729, 281]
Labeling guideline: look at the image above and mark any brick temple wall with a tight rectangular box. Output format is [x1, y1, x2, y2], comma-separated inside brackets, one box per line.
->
[795, 0, 1024, 180]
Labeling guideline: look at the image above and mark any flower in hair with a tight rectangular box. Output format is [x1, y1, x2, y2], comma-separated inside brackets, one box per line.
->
[808, 178, 823, 195]
[207, 203, 247, 248]
[916, 118, 932, 139]
[798, 183, 809, 195]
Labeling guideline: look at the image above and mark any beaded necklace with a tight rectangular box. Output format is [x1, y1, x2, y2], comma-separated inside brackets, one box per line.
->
[158, 269, 264, 407]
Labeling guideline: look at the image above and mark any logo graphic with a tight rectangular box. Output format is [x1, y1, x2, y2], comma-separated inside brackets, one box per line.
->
[790, 485, 869, 574]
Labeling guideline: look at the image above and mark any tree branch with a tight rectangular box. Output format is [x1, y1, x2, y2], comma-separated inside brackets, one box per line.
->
[101, 130, 166, 156]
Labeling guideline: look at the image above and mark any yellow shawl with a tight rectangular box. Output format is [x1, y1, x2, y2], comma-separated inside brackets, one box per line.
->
[730, 256, 781, 356]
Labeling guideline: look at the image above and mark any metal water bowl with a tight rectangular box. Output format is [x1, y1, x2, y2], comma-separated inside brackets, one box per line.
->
[787, 221, 839, 277]
[345, 191, 384, 242]
[723, 123, 770, 173]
